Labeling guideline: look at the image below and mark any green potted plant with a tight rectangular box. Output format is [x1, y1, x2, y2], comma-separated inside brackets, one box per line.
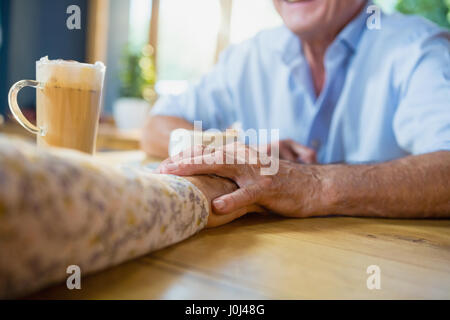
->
[376, 0, 450, 28]
[396, 0, 450, 28]
[113, 44, 157, 130]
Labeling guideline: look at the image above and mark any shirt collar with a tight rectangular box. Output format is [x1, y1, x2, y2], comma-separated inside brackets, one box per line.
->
[337, 1, 371, 52]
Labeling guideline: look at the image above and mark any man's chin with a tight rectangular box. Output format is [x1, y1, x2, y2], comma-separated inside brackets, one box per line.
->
[276, 0, 327, 35]
[282, 17, 324, 37]
[278, 0, 325, 12]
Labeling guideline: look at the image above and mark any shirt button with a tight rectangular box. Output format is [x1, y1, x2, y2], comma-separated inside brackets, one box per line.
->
[311, 139, 321, 150]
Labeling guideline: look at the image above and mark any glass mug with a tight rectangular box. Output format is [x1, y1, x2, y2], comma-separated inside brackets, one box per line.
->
[8, 57, 106, 154]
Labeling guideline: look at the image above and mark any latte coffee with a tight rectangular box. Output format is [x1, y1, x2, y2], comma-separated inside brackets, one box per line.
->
[9, 57, 106, 154]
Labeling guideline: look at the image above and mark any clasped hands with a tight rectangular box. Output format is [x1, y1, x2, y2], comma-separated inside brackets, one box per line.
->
[156, 140, 329, 227]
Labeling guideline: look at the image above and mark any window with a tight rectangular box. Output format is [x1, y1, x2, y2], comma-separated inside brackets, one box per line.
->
[126, 0, 282, 93]
[128, 0, 152, 50]
[157, 0, 221, 81]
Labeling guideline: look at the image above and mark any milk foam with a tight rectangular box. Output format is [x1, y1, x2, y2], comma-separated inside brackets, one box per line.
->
[36, 56, 105, 91]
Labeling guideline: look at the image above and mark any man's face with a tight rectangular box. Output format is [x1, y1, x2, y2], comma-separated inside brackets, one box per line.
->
[273, 0, 366, 38]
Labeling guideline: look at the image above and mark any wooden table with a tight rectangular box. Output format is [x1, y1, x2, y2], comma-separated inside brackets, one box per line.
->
[24, 151, 449, 299]
[0, 121, 142, 151]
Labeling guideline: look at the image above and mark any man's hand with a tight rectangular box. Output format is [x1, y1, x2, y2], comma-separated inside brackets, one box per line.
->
[158, 143, 327, 217]
[141, 115, 193, 158]
[158, 143, 450, 219]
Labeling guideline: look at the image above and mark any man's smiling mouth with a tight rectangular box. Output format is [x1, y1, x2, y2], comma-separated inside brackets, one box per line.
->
[284, 0, 316, 3]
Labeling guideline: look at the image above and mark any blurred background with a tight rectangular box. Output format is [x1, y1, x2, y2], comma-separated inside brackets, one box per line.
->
[0, 0, 449, 133]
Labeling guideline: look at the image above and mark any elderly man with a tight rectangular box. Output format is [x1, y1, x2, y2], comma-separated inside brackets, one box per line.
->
[142, 0, 450, 218]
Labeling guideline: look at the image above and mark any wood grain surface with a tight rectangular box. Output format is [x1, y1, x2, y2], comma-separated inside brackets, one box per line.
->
[31, 214, 450, 299]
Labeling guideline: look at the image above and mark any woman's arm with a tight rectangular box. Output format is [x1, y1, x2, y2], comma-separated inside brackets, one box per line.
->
[0, 135, 245, 298]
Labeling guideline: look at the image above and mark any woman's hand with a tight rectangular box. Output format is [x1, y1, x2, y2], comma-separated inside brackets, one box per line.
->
[184, 175, 266, 228]
[158, 143, 330, 218]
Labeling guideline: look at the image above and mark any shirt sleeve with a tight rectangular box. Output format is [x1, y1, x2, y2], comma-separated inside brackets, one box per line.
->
[0, 135, 209, 298]
[393, 30, 450, 155]
[151, 48, 238, 131]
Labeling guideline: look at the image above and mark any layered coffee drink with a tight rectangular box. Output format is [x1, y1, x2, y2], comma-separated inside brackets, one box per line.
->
[8, 57, 106, 154]
[36, 58, 105, 154]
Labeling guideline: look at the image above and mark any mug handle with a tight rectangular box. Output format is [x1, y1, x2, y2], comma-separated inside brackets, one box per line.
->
[8, 80, 44, 135]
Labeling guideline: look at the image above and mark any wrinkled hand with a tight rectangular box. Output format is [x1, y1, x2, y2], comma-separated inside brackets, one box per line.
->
[158, 143, 327, 218]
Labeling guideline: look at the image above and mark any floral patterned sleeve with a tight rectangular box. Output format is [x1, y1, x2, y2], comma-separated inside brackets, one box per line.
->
[0, 135, 209, 299]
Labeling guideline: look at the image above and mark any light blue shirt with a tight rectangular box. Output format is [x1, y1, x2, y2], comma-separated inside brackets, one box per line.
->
[152, 5, 450, 164]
